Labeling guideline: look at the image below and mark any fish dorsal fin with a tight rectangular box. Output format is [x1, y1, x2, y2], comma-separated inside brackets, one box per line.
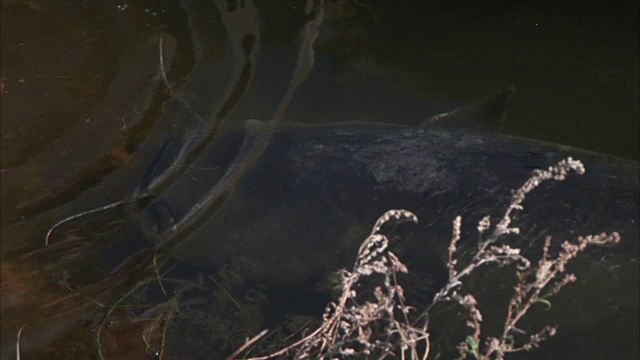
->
[422, 86, 516, 131]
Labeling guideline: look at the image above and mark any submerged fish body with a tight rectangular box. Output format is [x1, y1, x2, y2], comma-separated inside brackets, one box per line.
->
[126, 119, 639, 285]
[3, 10, 636, 285]
[3, 3, 637, 358]
[0, 0, 634, 304]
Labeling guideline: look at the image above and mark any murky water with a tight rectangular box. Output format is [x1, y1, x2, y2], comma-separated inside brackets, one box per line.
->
[1, 0, 638, 359]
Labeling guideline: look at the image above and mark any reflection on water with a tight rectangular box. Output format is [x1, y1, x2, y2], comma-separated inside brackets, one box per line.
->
[1, 0, 638, 359]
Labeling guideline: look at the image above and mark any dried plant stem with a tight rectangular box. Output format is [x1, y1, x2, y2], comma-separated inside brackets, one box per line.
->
[226, 329, 269, 360]
[231, 157, 621, 360]
[16, 324, 26, 360]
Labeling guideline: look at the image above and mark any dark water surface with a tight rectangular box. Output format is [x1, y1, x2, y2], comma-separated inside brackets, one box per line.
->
[1, 0, 638, 359]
